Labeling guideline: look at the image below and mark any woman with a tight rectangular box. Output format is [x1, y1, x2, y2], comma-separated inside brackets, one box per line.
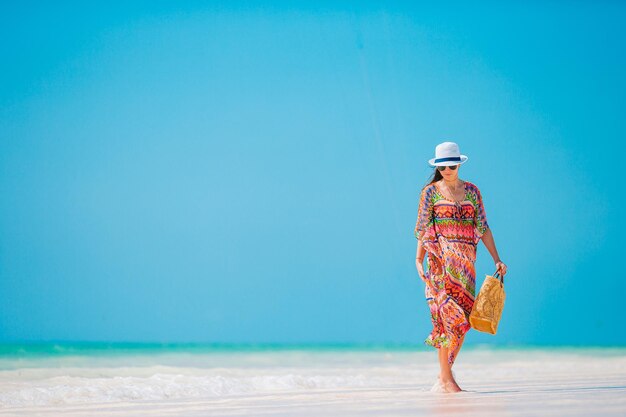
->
[414, 142, 507, 393]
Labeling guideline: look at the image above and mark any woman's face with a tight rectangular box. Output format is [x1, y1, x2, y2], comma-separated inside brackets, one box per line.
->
[439, 164, 459, 180]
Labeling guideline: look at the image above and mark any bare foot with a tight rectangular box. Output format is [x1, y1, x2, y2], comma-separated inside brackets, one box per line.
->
[430, 377, 445, 392]
[440, 372, 463, 393]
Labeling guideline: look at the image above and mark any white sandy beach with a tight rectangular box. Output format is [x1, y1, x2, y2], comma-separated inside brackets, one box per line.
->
[0, 347, 624, 416]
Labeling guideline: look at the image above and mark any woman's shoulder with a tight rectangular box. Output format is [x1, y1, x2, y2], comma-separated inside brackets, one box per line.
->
[463, 180, 480, 192]
[463, 180, 485, 202]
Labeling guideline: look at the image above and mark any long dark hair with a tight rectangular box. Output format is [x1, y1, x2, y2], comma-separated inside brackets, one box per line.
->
[424, 167, 443, 189]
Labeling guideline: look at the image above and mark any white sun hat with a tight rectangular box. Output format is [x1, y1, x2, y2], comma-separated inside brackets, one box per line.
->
[428, 141, 469, 166]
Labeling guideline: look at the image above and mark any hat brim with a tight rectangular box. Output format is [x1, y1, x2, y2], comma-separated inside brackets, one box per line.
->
[428, 155, 468, 167]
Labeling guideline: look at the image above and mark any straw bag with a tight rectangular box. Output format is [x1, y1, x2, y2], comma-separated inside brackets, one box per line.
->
[469, 269, 506, 334]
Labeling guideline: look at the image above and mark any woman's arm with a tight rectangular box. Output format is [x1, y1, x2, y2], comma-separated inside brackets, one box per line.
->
[416, 238, 425, 263]
[480, 227, 507, 275]
[416, 239, 426, 278]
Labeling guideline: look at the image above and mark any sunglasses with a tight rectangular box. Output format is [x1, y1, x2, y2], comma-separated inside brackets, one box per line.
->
[436, 165, 458, 171]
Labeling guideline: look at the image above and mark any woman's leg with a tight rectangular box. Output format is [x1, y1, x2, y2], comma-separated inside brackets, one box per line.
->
[438, 345, 451, 376]
[437, 333, 466, 378]
[437, 345, 462, 392]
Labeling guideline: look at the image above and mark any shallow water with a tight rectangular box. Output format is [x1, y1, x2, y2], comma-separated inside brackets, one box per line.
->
[0, 344, 624, 416]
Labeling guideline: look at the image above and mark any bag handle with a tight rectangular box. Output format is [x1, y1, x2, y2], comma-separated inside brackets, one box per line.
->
[493, 269, 505, 286]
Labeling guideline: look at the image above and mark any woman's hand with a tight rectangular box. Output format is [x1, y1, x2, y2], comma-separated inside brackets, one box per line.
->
[495, 260, 508, 276]
[417, 254, 444, 281]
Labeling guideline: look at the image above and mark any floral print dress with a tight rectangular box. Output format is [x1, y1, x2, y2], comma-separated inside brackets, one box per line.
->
[414, 180, 489, 366]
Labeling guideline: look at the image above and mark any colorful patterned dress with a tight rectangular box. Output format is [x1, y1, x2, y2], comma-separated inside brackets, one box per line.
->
[414, 180, 489, 366]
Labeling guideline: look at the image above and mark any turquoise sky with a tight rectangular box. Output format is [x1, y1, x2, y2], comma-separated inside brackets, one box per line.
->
[1, 2, 624, 346]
